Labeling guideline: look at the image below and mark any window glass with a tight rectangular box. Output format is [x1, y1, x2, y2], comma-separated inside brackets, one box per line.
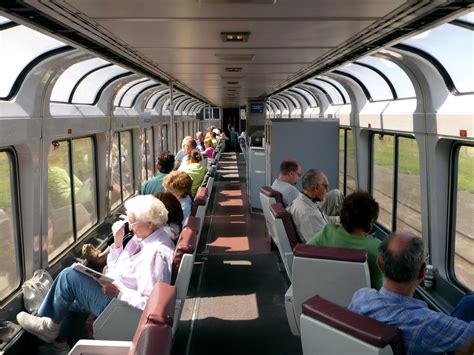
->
[50, 58, 109, 103]
[339, 130, 345, 191]
[454, 145, 474, 290]
[109, 133, 121, 210]
[114, 78, 147, 107]
[346, 130, 356, 195]
[120, 80, 156, 107]
[293, 87, 318, 107]
[160, 125, 168, 152]
[357, 56, 416, 99]
[316, 75, 351, 103]
[47, 141, 74, 260]
[338, 64, 394, 101]
[120, 131, 134, 200]
[396, 137, 421, 235]
[0, 151, 21, 300]
[146, 128, 155, 179]
[458, 11, 474, 25]
[146, 90, 169, 110]
[72, 138, 97, 236]
[372, 134, 394, 230]
[307, 79, 344, 105]
[72, 65, 128, 105]
[0, 26, 65, 99]
[140, 132, 147, 184]
[0, 16, 12, 25]
[403, 23, 473, 93]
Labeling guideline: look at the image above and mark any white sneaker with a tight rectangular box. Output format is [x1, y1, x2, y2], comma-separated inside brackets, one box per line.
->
[37, 341, 70, 355]
[16, 312, 59, 343]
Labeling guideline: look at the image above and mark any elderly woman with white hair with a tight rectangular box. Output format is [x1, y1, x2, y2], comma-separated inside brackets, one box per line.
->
[16, 195, 175, 348]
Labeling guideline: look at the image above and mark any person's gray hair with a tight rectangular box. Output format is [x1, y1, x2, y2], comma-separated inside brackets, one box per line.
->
[182, 136, 196, 148]
[302, 169, 325, 190]
[125, 195, 168, 227]
[378, 232, 425, 283]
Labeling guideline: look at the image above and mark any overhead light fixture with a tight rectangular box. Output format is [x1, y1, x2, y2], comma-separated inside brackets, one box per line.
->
[227, 81, 239, 85]
[221, 32, 250, 42]
[225, 67, 243, 72]
[200, 0, 276, 4]
[216, 53, 255, 61]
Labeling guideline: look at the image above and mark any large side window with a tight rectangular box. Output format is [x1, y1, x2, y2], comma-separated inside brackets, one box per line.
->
[452, 145, 474, 290]
[371, 134, 421, 235]
[47, 138, 97, 261]
[109, 131, 134, 211]
[339, 128, 356, 196]
[0, 150, 21, 301]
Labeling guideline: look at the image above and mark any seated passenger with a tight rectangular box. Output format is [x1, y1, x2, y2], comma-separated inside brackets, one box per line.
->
[287, 169, 339, 242]
[203, 139, 215, 159]
[271, 159, 301, 207]
[154, 192, 184, 242]
[140, 151, 174, 195]
[210, 131, 218, 148]
[348, 232, 474, 354]
[163, 171, 193, 225]
[177, 136, 197, 171]
[307, 191, 382, 289]
[195, 131, 205, 152]
[17, 195, 174, 349]
[184, 151, 207, 198]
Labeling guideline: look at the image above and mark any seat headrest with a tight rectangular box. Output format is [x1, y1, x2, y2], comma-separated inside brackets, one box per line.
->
[294, 244, 368, 263]
[191, 187, 208, 216]
[260, 186, 283, 204]
[270, 203, 301, 248]
[302, 295, 405, 355]
[171, 227, 197, 283]
[129, 282, 176, 355]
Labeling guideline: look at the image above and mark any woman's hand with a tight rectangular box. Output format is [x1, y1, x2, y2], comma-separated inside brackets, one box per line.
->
[98, 280, 121, 298]
[111, 217, 127, 248]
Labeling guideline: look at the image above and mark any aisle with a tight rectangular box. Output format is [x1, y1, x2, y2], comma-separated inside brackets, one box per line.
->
[172, 152, 302, 355]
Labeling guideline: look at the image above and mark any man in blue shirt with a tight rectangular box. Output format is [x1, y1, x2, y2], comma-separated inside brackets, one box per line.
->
[348, 232, 474, 354]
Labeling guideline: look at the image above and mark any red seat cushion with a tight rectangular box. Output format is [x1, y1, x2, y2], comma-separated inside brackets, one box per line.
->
[171, 227, 197, 284]
[270, 203, 302, 249]
[191, 187, 208, 216]
[260, 186, 284, 205]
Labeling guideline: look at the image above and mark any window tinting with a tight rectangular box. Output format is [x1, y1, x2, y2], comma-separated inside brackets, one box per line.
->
[402, 23, 474, 93]
[0, 26, 65, 99]
[0, 151, 21, 301]
[453, 145, 474, 290]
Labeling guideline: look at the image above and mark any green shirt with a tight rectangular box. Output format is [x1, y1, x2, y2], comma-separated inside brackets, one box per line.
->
[140, 172, 167, 195]
[186, 163, 207, 198]
[307, 224, 382, 290]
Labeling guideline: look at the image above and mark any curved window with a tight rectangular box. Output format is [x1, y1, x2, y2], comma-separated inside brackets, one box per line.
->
[146, 89, 169, 109]
[338, 63, 394, 101]
[113, 78, 147, 107]
[458, 11, 474, 25]
[292, 87, 318, 107]
[316, 76, 350, 104]
[402, 23, 473, 93]
[72, 65, 128, 105]
[0, 25, 65, 99]
[51, 58, 109, 103]
[120, 80, 156, 107]
[357, 56, 415, 99]
[0, 16, 12, 25]
[452, 145, 474, 291]
[307, 79, 344, 105]
[0, 150, 21, 301]
[47, 138, 97, 261]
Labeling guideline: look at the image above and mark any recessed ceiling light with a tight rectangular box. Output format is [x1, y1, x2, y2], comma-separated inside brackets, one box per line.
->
[221, 32, 250, 42]
[216, 53, 255, 62]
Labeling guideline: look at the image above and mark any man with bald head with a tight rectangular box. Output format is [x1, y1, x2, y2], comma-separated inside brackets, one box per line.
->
[349, 232, 474, 354]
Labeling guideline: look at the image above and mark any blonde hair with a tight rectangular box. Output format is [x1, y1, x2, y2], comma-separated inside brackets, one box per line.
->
[163, 171, 193, 198]
[124, 195, 168, 227]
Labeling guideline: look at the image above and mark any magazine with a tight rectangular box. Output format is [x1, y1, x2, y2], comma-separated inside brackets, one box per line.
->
[72, 263, 114, 283]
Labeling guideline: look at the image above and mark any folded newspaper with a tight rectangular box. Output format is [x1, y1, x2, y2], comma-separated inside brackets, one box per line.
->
[72, 263, 114, 283]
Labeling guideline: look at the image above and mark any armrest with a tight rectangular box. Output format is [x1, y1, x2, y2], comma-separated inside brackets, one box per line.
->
[69, 339, 131, 355]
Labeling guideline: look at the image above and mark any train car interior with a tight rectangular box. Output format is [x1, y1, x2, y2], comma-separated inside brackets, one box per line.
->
[0, 1, 473, 354]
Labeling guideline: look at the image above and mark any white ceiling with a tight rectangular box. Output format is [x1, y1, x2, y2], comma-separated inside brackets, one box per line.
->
[29, 0, 408, 107]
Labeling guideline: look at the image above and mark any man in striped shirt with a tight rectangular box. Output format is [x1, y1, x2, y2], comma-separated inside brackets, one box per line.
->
[348, 232, 474, 354]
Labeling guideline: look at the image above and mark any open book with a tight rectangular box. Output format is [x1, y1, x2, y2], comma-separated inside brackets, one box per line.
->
[72, 262, 114, 283]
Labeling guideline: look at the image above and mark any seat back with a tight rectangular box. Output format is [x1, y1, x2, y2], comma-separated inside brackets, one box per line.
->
[128, 282, 177, 355]
[291, 244, 370, 332]
[300, 295, 405, 355]
[171, 227, 197, 284]
[191, 186, 209, 240]
[269, 202, 300, 279]
[184, 216, 200, 235]
[259, 187, 283, 244]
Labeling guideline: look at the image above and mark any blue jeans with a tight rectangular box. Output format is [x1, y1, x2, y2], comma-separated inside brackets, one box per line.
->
[451, 293, 474, 322]
[39, 267, 113, 337]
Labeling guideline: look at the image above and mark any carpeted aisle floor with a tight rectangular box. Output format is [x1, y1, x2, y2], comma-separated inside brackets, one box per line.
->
[172, 152, 302, 355]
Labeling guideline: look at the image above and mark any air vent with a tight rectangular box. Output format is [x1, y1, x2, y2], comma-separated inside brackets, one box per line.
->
[225, 67, 243, 73]
[216, 53, 255, 62]
[227, 81, 239, 85]
[221, 32, 250, 42]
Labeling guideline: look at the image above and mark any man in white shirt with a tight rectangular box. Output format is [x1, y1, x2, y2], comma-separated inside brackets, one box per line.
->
[287, 169, 340, 242]
[271, 159, 301, 207]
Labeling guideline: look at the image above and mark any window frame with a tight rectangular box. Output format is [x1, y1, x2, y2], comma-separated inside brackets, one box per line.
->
[448, 142, 474, 292]
[0, 148, 23, 303]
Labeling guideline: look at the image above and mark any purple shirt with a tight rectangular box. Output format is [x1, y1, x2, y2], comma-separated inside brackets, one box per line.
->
[105, 227, 175, 310]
